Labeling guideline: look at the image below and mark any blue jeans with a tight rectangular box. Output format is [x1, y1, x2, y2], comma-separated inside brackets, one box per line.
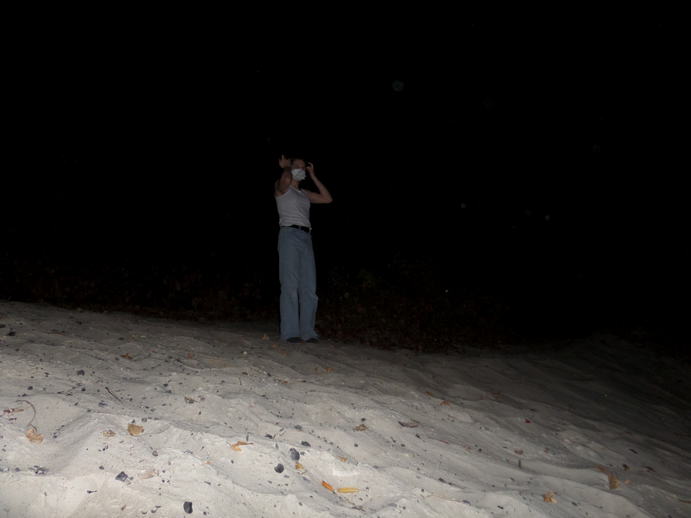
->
[278, 227, 319, 341]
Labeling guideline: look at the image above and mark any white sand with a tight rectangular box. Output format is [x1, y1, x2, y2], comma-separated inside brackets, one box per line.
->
[1, 301, 689, 517]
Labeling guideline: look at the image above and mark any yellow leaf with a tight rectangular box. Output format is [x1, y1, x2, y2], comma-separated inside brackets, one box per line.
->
[128, 424, 144, 436]
[295, 463, 304, 470]
[337, 456, 348, 462]
[543, 491, 557, 503]
[26, 427, 43, 443]
[596, 465, 620, 490]
[321, 480, 334, 492]
[337, 487, 359, 493]
[230, 441, 252, 451]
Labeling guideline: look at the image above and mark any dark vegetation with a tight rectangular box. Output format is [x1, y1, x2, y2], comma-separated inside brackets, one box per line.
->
[2, 249, 686, 360]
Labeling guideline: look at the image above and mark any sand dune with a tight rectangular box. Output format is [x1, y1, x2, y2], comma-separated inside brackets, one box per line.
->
[1, 301, 689, 517]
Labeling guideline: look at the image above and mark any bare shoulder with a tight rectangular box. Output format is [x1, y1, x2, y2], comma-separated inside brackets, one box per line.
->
[275, 181, 288, 197]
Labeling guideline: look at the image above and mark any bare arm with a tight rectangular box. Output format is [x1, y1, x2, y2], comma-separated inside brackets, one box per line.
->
[303, 162, 333, 204]
[274, 155, 292, 196]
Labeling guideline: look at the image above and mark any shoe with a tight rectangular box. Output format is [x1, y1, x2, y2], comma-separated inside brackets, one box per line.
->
[305, 337, 320, 344]
[286, 337, 304, 344]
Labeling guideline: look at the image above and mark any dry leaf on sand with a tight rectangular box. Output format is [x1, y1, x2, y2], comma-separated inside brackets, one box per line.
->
[26, 427, 43, 443]
[353, 424, 368, 431]
[321, 480, 334, 492]
[607, 472, 621, 489]
[596, 466, 621, 489]
[230, 441, 252, 451]
[139, 469, 158, 479]
[102, 430, 116, 438]
[337, 487, 359, 493]
[543, 491, 557, 503]
[128, 424, 144, 436]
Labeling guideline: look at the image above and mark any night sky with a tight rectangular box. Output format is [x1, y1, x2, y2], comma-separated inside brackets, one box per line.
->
[4, 20, 687, 344]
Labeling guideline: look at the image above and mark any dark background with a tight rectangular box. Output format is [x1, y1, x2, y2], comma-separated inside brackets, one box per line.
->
[3, 20, 688, 351]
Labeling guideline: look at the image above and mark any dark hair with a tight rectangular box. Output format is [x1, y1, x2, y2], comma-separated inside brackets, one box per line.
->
[283, 149, 308, 162]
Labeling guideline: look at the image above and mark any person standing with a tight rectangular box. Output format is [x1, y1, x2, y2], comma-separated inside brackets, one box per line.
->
[275, 155, 333, 343]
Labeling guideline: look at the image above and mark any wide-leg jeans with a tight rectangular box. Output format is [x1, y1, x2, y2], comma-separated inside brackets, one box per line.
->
[278, 227, 319, 341]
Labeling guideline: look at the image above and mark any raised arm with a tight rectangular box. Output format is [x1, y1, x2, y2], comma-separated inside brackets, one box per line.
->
[303, 162, 333, 204]
[275, 155, 293, 196]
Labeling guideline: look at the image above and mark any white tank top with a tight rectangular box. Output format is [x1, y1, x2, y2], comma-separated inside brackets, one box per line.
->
[276, 187, 311, 228]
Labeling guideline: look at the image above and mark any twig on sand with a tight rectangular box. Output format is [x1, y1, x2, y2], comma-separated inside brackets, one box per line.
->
[16, 399, 43, 442]
[16, 400, 37, 429]
[105, 386, 121, 402]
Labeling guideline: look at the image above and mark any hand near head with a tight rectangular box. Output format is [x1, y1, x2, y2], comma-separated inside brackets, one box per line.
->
[306, 161, 316, 177]
[278, 154, 291, 169]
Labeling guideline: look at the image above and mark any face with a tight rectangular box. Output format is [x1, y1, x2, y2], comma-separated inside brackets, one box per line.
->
[291, 159, 306, 170]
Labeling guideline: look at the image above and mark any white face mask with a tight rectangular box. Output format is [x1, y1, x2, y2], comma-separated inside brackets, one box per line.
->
[291, 168, 306, 181]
